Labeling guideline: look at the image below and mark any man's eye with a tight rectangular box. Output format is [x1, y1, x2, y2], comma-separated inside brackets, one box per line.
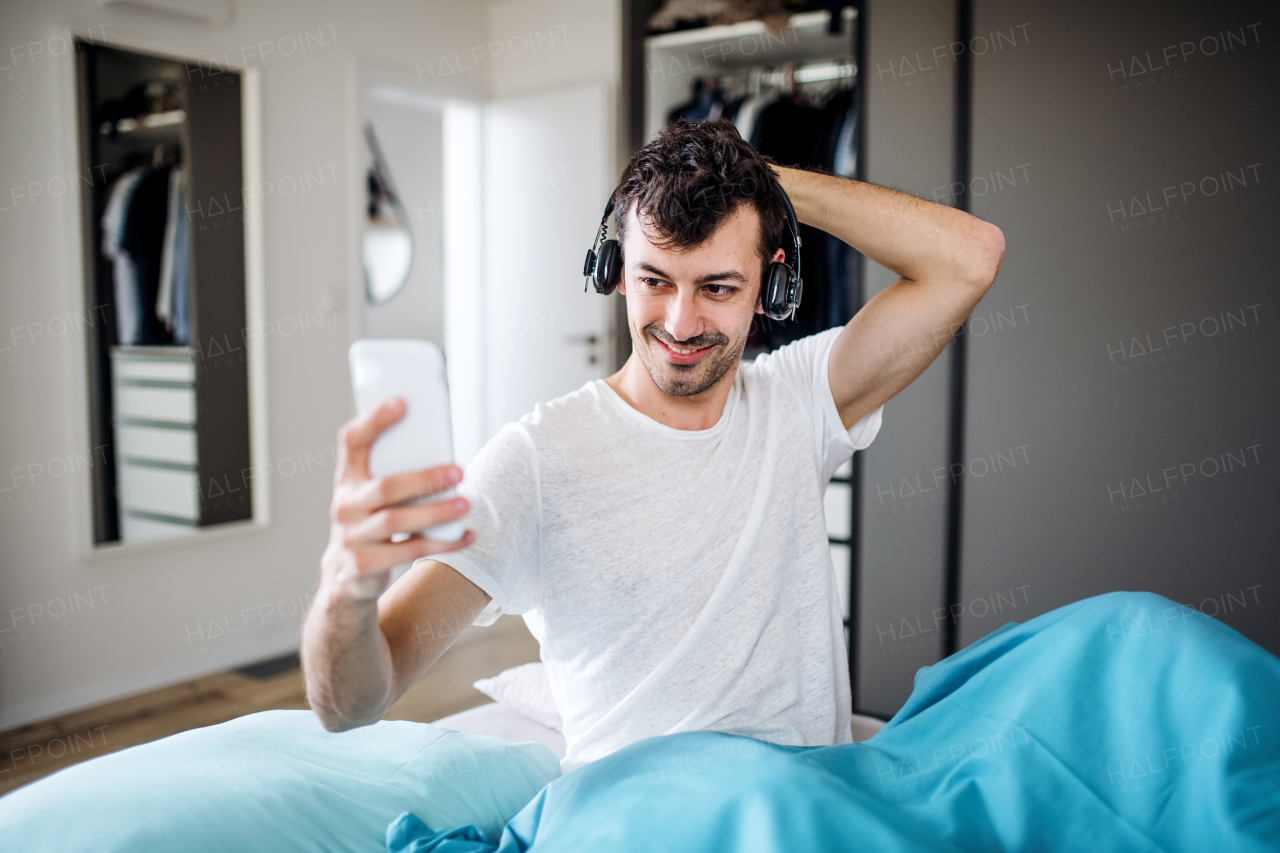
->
[641, 277, 665, 287]
[705, 284, 735, 296]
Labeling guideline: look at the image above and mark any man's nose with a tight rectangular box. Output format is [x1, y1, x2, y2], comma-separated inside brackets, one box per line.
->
[664, 287, 703, 342]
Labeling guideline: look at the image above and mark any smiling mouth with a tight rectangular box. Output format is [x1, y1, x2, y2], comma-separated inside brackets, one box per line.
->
[653, 335, 715, 364]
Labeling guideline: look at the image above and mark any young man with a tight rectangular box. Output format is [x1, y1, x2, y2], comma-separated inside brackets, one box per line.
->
[302, 120, 1004, 772]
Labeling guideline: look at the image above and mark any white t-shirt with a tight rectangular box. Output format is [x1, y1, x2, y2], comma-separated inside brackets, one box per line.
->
[437, 327, 883, 772]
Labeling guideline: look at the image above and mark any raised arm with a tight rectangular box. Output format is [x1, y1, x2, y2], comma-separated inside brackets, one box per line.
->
[771, 166, 1005, 429]
[301, 399, 490, 732]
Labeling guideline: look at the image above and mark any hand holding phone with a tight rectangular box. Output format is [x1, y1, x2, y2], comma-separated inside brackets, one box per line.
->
[348, 339, 466, 543]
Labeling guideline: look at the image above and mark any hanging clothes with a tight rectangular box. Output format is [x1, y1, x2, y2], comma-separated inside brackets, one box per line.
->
[156, 168, 191, 344]
[823, 89, 860, 330]
[747, 87, 854, 350]
[102, 164, 173, 345]
[832, 88, 858, 179]
[749, 94, 821, 165]
[101, 167, 147, 346]
[120, 165, 172, 345]
[720, 93, 748, 126]
[733, 90, 776, 143]
[668, 77, 725, 123]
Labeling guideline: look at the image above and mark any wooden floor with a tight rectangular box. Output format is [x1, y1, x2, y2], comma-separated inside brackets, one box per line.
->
[0, 615, 540, 796]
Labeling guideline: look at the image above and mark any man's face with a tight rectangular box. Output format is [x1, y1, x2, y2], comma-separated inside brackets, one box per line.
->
[618, 202, 783, 398]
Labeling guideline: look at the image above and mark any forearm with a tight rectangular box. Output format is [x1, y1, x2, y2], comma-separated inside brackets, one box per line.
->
[773, 165, 1003, 288]
[305, 400, 480, 732]
[301, 585, 396, 731]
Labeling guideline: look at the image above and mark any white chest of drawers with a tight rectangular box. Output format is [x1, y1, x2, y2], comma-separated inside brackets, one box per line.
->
[110, 346, 200, 542]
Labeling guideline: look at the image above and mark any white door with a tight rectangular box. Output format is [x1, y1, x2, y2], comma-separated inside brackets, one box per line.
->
[483, 83, 612, 436]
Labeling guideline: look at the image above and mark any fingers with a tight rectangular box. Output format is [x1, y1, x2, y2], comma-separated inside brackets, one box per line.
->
[321, 529, 476, 599]
[344, 495, 471, 546]
[340, 465, 463, 520]
[350, 530, 477, 575]
[335, 398, 406, 483]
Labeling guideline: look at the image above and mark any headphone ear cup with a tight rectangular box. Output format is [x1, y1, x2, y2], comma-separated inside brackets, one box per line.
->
[762, 261, 790, 321]
[593, 239, 622, 295]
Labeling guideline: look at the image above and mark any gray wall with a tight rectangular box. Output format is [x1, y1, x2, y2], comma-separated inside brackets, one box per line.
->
[854, 0, 1279, 719]
[960, 0, 1278, 649]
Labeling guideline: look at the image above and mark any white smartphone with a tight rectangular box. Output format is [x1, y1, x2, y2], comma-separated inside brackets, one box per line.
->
[348, 339, 465, 543]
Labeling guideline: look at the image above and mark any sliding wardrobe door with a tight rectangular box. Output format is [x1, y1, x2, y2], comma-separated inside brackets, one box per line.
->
[852, 0, 958, 719]
[958, 0, 1279, 653]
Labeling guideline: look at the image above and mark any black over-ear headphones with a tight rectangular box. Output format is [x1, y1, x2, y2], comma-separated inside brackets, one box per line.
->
[583, 176, 804, 322]
[583, 198, 622, 296]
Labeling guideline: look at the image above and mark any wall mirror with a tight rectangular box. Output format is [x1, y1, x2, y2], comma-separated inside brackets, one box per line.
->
[76, 41, 254, 545]
[357, 83, 445, 345]
[362, 122, 414, 305]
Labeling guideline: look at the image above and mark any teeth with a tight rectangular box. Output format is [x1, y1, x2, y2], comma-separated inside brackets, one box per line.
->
[669, 344, 698, 354]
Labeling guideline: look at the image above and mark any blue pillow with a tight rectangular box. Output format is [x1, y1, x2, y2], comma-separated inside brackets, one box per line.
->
[0, 709, 561, 852]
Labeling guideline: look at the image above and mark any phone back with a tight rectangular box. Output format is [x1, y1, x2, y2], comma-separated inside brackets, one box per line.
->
[348, 339, 454, 479]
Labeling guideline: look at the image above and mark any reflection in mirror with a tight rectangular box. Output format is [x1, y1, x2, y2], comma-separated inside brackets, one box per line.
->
[76, 41, 253, 545]
[362, 122, 414, 305]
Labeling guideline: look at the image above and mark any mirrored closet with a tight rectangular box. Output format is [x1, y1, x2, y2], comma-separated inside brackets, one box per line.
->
[76, 42, 252, 545]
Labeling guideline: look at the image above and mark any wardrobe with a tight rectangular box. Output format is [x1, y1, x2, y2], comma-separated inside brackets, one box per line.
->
[76, 42, 252, 544]
[636, 4, 866, 649]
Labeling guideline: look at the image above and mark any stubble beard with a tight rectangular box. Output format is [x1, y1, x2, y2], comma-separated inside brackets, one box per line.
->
[635, 322, 748, 398]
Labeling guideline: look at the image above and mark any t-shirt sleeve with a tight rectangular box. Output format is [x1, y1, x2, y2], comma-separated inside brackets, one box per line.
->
[753, 327, 884, 484]
[430, 422, 542, 627]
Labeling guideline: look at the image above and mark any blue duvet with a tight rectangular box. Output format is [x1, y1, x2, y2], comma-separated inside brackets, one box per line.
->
[389, 592, 1280, 852]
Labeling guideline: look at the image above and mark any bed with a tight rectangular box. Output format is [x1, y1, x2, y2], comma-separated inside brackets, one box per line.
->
[397, 592, 1280, 852]
[2, 592, 1277, 853]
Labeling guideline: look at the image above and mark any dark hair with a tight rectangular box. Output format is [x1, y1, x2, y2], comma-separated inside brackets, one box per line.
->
[612, 119, 787, 289]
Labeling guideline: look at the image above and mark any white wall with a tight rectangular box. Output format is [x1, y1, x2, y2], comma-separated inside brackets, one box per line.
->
[0, 0, 619, 729]
[485, 0, 619, 98]
[484, 0, 624, 401]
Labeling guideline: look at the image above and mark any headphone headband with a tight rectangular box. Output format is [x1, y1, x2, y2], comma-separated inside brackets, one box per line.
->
[757, 171, 803, 321]
[773, 175, 802, 278]
[768, 175, 798, 272]
[583, 196, 620, 294]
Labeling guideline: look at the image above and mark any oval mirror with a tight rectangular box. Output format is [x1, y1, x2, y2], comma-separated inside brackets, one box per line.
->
[362, 122, 414, 305]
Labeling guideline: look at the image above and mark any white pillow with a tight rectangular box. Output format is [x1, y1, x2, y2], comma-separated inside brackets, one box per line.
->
[473, 662, 885, 743]
[473, 662, 563, 731]
[851, 713, 886, 742]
